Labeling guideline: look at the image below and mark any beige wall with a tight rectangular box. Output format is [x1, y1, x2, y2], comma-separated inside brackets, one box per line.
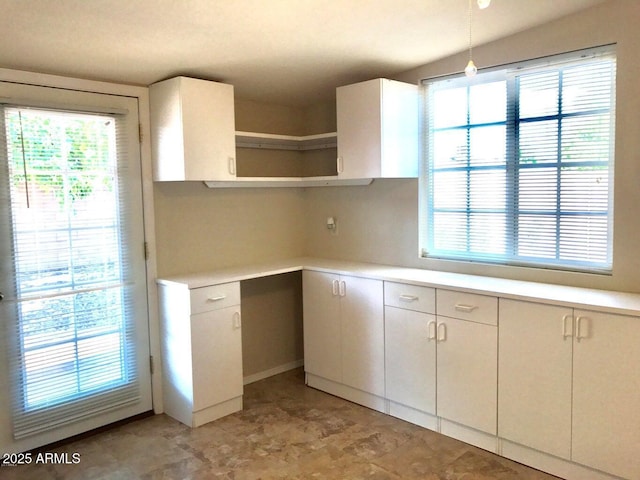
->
[303, 179, 420, 266]
[154, 182, 306, 277]
[240, 273, 303, 378]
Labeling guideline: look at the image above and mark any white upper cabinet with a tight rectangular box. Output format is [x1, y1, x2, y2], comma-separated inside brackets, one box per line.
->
[150, 76, 236, 181]
[336, 78, 418, 179]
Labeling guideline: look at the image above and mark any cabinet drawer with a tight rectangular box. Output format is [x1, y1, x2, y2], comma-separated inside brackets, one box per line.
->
[436, 289, 497, 326]
[384, 282, 435, 314]
[190, 282, 240, 314]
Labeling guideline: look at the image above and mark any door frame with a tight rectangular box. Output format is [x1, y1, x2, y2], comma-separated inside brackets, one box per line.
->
[0, 68, 163, 419]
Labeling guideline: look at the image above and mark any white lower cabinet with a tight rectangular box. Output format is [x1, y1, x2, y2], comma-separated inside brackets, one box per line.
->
[498, 300, 573, 459]
[436, 316, 498, 435]
[301, 270, 342, 384]
[190, 307, 243, 414]
[499, 299, 640, 480]
[436, 290, 498, 436]
[303, 270, 384, 404]
[159, 281, 243, 427]
[384, 284, 498, 437]
[572, 309, 640, 480]
[384, 282, 437, 425]
[384, 307, 436, 414]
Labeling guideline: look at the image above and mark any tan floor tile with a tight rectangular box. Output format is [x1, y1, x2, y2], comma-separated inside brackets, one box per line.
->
[4, 369, 561, 480]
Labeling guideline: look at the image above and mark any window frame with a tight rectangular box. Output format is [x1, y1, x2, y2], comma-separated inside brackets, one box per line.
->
[419, 46, 616, 274]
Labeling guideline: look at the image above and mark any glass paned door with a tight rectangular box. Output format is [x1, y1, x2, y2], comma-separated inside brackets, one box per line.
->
[0, 82, 151, 453]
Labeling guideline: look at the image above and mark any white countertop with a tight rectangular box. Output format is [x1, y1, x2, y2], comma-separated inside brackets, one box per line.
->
[157, 257, 640, 317]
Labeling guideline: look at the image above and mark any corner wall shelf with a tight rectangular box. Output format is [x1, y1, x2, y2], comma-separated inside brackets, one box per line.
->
[235, 131, 337, 151]
[204, 178, 372, 188]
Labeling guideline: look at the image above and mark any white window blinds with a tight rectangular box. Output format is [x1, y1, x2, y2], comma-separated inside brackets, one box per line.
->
[421, 47, 616, 272]
[0, 106, 141, 439]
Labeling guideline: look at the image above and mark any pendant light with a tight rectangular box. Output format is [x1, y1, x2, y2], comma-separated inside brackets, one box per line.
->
[464, 0, 491, 77]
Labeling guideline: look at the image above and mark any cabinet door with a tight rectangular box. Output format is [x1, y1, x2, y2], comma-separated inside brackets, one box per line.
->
[191, 306, 243, 412]
[341, 275, 385, 396]
[572, 310, 640, 480]
[385, 306, 436, 414]
[379, 79, 419, 178]
[437, 317, 497, 434]
[336, 79, 383, 179]
[336, 78, 418, 180]
[302, 270, 342, 383]
[498, 300, 573, 459]
[150, 76, 236, 181]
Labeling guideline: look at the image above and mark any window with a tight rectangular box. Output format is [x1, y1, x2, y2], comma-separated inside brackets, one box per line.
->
[420, 47, 616, 272]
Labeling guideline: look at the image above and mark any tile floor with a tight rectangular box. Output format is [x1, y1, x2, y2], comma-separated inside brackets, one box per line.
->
[1, 368, 560, 479]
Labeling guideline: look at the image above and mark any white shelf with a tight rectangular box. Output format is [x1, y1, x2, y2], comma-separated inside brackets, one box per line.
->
[204, 177, 372, 188]
[235, 131, 337, 151]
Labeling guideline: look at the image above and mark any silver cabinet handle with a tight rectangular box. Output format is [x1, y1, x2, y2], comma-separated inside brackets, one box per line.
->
[454, 303, 477, 313]
[233, 311, 241, 330]
[339, 280, 346, 297]
[332, 279, 339, 296]
[207, 295, 227, 302]
[399, 294, 419, 302]
[0, 291, 3, 302]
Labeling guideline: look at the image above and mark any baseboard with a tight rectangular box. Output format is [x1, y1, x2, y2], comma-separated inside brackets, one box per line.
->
[243, 359, 304, 385]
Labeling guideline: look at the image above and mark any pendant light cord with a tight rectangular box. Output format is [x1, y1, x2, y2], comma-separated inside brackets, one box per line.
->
[468, 0, 473, 62]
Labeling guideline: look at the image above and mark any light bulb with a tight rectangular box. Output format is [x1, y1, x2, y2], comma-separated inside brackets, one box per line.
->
[465, 60, 478, 77]
[477, 0, 491, 8]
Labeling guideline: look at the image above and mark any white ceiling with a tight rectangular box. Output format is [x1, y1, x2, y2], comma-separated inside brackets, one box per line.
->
[0, 0, 606, 106]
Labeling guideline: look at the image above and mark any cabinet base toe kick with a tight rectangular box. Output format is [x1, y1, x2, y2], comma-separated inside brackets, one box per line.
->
[304, 373, 387, 414]
[167, 396, 243, 428]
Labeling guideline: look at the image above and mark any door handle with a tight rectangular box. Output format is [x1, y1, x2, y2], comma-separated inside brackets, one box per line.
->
[233, 312, 241, 330]
[576, 316, 588, 342]
[437, 322, 447, 342]
[562, 314, 573, 339]
[0, 291, 3, 302]
[332, 279, 339, 296]
[427, 320, 436, 341]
